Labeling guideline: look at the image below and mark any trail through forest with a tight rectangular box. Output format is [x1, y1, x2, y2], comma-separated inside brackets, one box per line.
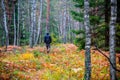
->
[0, 0, 120, 80]
[0, 44, 120, 80]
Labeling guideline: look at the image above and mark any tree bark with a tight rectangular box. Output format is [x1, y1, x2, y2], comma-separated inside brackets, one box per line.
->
[109, 0, 117, 79]
[35, 0, 43, 45]
[84, 0, 91, 80]
[30, 0, 36, 48]
[17, 0, 20, 46]
[33, 1, 37, 45]
[1, 0, 9, 50]
[63, 0, 67, 43]
[14, 5, 16, 46]
[46, 0, 50, 33]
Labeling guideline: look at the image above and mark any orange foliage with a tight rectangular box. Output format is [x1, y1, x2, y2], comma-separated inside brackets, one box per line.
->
[0, 44, 120, 80]
[62, 44, 78, 54]
[0, 45, 22, 52]
[7, 45, 22, 51]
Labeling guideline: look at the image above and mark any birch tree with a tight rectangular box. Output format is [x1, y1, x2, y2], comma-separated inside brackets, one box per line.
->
[1, 0, 9, 50]
[84, 0, 91, 80]
[30, 0, 36, 48]
[63, 1, 67, 43]
[35, 0, 43, 45]
[33, 1, 37, 45]
[109, 0, 117, 79]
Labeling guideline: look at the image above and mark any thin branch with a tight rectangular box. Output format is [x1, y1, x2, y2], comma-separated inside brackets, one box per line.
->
[94, 44, 120, 72]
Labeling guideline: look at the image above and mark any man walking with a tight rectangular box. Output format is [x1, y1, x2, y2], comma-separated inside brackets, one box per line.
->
[44, 33, 52, 53]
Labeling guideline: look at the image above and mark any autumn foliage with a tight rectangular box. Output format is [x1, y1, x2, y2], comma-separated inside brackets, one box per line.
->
[0, 44, 120, 80]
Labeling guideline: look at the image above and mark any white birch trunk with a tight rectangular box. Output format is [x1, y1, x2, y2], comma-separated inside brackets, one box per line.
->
[109, 0, 117, 79]
[35, 0, 43, 45]
[30, 0, 34, 48]
[30, 0, 36, 48]
[84, 0, 91, 80]
[33, 1, 37, 45]
[1, 0, 9, 49]
[63, 1, 67, 43]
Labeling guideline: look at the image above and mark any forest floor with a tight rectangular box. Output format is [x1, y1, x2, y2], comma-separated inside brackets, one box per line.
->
[0, 44, 120, 80]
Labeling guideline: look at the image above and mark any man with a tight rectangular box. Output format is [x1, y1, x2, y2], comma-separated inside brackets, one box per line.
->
[44, 33, 52, 53]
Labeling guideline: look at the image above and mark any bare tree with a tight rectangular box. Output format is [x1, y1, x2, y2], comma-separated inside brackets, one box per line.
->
[63, 1, 67, 43]
[33, 1, 37, 45]
[14, 5, 16, 46]
[30, 0, 36, 48]
[35, 0, 43, 45]
[17, 0, 20, 46]
[46, 0, 50, 33]
[1, 0, 9, 50]
[84, 0, 91, 80]
[109, 0, 117, 79]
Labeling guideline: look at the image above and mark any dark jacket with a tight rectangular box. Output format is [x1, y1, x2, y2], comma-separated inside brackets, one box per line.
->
[44, 33, 52, 44]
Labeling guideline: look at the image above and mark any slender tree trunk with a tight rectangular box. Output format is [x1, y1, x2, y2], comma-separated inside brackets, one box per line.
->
[84, 0, 91, 80]
[68, 14, 71, 43]
[30, 0, 35, 48]
[63, 11, 67, 43]
[17, 0, 20, 46]
[27, 0, 31, 38]
[60, 10, 64, 42]
[61, 10, 64, 43]
[14, 6, 16, 46]
[46, 0, 50, 33]
[1, 0, 9, 50]
[109, 0, 117, 79]
[33, 1, 37, 45]
[63, 0, 67, 43]
[70, 18, 73, 43]
[40, 24, 42, 43]
[57, 1, 61, 42]
[35, 0, 43, 45]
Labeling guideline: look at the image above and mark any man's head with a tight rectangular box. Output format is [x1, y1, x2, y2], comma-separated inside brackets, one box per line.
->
[46, 33, 49, 35]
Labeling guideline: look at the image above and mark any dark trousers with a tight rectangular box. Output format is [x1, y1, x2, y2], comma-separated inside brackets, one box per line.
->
[46, 43, 50, 53]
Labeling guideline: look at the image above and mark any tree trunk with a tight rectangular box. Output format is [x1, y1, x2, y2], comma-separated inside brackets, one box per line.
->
[109, 0, 117, 79]
[33, 1, 37, 45]
[63, 0, 67, 43]
[17, 0, 20, 46]
[30, 0, 36, 48]
[35, 0, 43, 45]
[63, 9, 67, 43]
[14, 5, 17, 46]
[1, 0, 9, 50]
[84, 0, 91, 80]
[46, 0, 50, 33]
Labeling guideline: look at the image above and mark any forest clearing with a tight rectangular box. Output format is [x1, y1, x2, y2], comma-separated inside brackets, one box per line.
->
[0, 44, 120, 80]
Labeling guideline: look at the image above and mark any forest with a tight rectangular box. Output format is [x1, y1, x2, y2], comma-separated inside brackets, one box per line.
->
[0, 0, 120, 80]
